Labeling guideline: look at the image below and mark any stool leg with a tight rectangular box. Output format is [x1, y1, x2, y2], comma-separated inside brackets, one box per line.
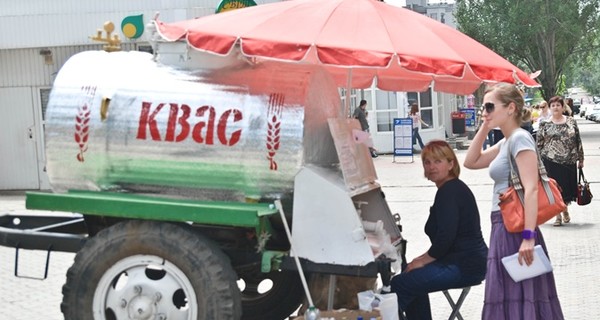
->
[443, 287, 471, 320]
[442, 291, 461, 320]
[399, 310, 409, 320]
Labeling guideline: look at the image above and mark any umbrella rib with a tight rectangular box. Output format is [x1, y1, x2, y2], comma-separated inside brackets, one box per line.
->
[242, 0, 326, 47]
[315, 1, 396, 68]
[371, 1, 398, 62]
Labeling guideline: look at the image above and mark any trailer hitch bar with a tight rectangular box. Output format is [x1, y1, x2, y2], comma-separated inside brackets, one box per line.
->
[14, 244, 52, 280]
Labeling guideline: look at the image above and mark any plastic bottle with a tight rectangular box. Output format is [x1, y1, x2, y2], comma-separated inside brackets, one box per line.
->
[304, 306, 321, 320]
[371, 295, 381, 308]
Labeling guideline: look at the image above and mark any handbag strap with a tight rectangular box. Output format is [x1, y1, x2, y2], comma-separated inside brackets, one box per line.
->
[579, 168, 587, 184]
[505, 131, 556, 206]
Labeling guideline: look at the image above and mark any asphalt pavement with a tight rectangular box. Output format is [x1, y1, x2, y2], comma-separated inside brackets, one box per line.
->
[1, 117, 599, 319]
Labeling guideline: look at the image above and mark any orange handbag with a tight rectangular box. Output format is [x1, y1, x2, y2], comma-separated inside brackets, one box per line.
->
[499, 143, 566, 233]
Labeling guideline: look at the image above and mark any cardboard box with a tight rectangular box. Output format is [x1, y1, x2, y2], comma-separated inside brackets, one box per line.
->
[292, 309, 381, 320]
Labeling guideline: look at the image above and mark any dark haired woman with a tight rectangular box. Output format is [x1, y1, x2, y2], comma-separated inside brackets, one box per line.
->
[537, 96, 584, 226]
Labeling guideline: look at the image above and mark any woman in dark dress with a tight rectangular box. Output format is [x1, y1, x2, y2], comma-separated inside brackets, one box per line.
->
[391, 140, 488, 320]
[537, 96, 584, 226]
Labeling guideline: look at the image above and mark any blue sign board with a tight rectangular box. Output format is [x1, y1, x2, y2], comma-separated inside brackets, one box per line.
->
[393, 118, 413, 157]
[460, 108, 476, 127]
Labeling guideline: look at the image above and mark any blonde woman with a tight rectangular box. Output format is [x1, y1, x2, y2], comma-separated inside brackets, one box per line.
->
[537, 100, 551, 122]
[464, 83, 564, 319]
[392, 140, 487, 320]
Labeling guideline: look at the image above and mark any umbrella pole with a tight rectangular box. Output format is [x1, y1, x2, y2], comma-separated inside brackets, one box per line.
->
[274, 200, 316, 309]
[345, 68, 352, 118]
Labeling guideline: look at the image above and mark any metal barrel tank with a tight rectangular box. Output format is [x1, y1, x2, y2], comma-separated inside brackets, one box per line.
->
[45, 51, 341, 202]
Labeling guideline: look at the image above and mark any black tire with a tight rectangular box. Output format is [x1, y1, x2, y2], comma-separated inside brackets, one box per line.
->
[61, 220, 242, 320]
[238, 266, 305, 320]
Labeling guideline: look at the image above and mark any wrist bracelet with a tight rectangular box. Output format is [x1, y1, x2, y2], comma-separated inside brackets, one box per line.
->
[522, 229, 537, 240]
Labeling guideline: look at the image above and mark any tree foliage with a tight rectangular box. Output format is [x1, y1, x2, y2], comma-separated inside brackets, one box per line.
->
[455, 0, 600, 101]
[564, 36, 600, 95]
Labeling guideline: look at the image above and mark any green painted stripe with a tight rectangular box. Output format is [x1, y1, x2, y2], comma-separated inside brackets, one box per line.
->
[26, 191, 277, 228]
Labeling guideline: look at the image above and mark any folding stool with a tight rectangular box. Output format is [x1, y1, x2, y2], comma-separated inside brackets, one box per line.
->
[398, 284, 478, 320]
[441, 286, 473, 320]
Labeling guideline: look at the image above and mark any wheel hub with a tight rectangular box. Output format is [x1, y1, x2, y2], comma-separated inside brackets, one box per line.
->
[127, 294, 155, 319]
[93, 255, 198, 320]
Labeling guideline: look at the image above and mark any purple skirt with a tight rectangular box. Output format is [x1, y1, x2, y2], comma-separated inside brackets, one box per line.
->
[482, 211, 564, 320]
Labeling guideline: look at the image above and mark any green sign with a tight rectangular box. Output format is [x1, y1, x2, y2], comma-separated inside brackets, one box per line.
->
[215, 0, 257, 13]
[121, 14, 144, 39]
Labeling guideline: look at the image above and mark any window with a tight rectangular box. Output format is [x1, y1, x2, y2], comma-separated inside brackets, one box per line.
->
[437, 91, 445, 127]
[375, 90, 398, 132]
[40, 88, 51, 121]
[137, 45, 154, 54]
[407, 88, 433, 127]
[340, 88, 359, 117]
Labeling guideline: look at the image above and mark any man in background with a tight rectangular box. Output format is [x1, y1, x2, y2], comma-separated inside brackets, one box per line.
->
[353, 99, 378, 158]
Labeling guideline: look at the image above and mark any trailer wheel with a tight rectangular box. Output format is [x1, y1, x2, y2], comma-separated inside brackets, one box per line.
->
[61, 220, 241, 320]
[238, 266, 305, 320]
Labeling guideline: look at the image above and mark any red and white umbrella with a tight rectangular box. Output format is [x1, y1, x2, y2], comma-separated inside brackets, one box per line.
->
[155, 0, 538, 95]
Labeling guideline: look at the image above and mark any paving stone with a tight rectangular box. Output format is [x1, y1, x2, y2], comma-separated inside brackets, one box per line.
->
[1, 117, 599, 319]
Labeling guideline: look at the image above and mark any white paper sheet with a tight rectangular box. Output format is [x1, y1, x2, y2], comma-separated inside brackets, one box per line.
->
[501, 245, 553, 282]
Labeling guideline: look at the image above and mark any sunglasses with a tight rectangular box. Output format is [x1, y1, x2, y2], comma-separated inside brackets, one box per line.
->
[483, 102, 497, 113]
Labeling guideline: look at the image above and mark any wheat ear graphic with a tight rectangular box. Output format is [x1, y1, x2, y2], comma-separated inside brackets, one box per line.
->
[266, 93, 284, 170]
[74, 86, 96, 162]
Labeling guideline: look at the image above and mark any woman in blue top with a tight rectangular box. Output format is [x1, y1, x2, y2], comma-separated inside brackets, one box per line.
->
[391, 140, 488, 320]
[464, 83, 564, 319]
